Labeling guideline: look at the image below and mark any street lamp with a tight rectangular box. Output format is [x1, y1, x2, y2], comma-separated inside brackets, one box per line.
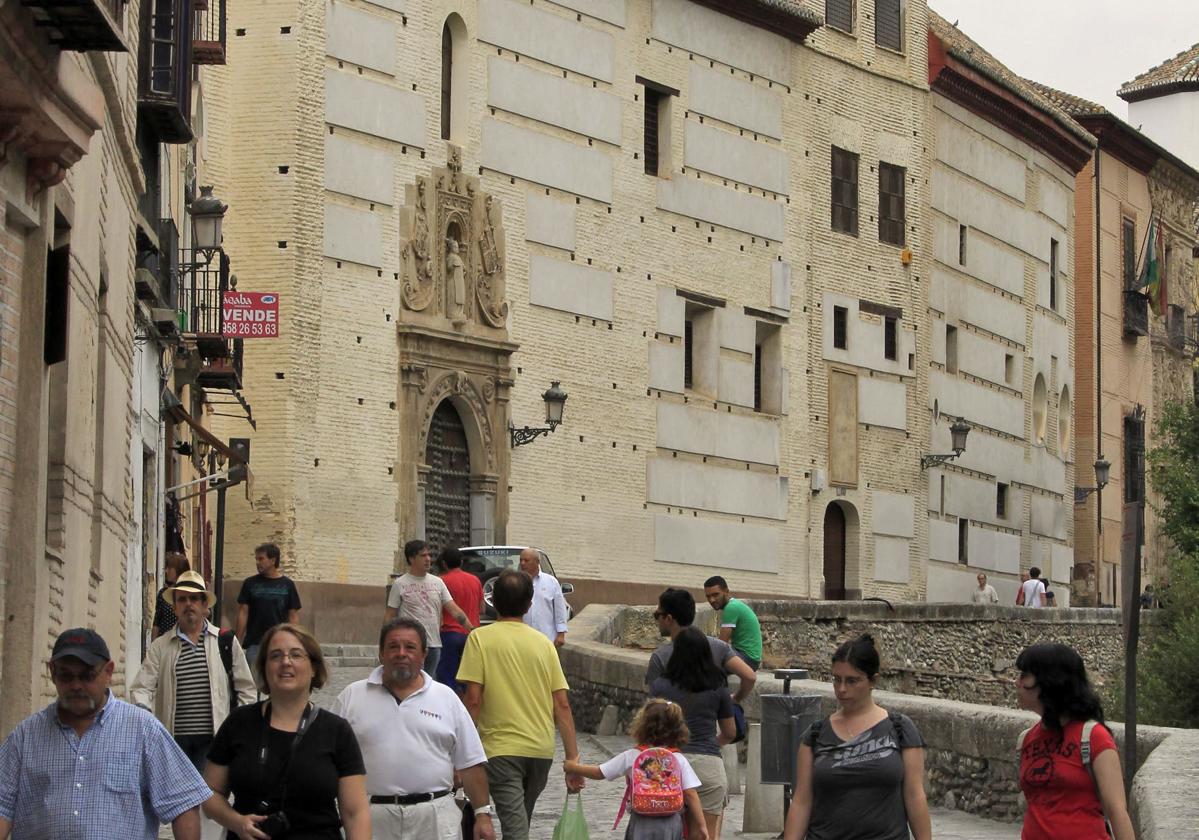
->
[920, 418, 971, 470]
[1074, 456, 1111, 504]
[189, 185, 227, 260]
[510, 381, 569, 447]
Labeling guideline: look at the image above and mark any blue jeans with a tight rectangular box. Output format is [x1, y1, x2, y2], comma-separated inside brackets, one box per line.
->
[435, 631, 468, 693]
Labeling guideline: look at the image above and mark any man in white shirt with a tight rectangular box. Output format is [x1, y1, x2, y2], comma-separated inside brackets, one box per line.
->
[1020, 567, 1047, 608]
[971, 573, 1000, 605]
[384, 540, 476, 675]
[333, 618, 495, 840]
[518, 548, 569, 647]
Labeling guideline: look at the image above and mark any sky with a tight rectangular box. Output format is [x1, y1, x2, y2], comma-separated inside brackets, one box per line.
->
[927, 0, 1198, 117]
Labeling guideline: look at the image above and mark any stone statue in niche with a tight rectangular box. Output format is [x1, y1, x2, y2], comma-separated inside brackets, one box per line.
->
[446, 235, 467, 327]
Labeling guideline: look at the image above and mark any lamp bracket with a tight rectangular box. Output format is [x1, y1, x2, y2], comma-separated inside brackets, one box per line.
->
[509, 422, 557, 448]
[920, 451, 963, 470]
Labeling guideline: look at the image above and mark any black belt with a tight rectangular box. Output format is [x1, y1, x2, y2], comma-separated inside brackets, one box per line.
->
[370, 790, 451, 806]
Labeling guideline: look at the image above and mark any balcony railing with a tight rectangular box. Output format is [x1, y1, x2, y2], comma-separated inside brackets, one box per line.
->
[192, 0, 225, 64]
[23, 0, 130, 52]
[1123, 290, 1149, 338]
[138, 0, 193, 143]
[179, 248, 241, 389]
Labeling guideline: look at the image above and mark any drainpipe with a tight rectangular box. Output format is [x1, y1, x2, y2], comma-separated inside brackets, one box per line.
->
[1093, 148, 1103, 607]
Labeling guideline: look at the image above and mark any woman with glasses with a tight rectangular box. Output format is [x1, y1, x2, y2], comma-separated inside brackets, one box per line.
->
[783, 634, 931, 840]
[202, 623, 370, 839]
[1014, 643, 1135, 840]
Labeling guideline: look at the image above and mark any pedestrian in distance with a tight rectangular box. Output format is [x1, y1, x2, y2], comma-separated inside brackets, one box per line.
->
[1015, 643, 1135, 840]
[649, 626, 736, 840]
[458, 569, 585, 840]
[972, 572, 1000, 604]
[333, 617, 496, 840]
[782, 634, 932, 840]
[702, 576, 762, 671]
[435, 546, 484, 693]
[152, 551, 192, 638]
[519, 547, 570, 647]
[564, 698, 709, 840]
[236, 542, 302, 669]
[131, 570, 257, 773]
[645, 588, 756, 705]
[203, 623, 370, 840]
[0, 628, 213, 840]
[1021, 567, 1048, 608]
[1140, 584, 1158, 609]
[384, 539, 476, 676]
[1016, 571, 1030, 605]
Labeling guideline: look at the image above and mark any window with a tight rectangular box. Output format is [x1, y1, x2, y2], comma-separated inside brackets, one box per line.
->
[683, 318, 694, 389]
[1059, 387, 1072, 458]
[833, 306, 848, 350]
[1123, 412, 1145, 504]
[639, 78, 676, 177]
[440, 15, 467, 142]
[831, 147, 859, 236]
[754, 344, 762, 412]
[884, 316, 897, 361]
[958, 518, 969, 564]
[1122, 217, 1137, 290]
[1032, 373, 1047, 445]
[754, 321, 783, 414]
[878, 162, 905, 246]
[441, 22, 453, 140]
[959, 224, 968, 266]
[945, 325, 958, 374]
[826, 0, 854, 32]
[875, 0, 902, 51]
[45, 242, 70, 365]
[683, 302, 716, 395]
[1049, 238, 1059, 311]
[997, 484, 1008, 519]
[1005, 353, 1016, 386]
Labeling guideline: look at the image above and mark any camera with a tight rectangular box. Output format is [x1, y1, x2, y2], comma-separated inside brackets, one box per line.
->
[255, 801, 290, 838]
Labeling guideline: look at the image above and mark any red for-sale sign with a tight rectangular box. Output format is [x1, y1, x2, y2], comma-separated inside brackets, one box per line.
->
[222, 292, 279, 338]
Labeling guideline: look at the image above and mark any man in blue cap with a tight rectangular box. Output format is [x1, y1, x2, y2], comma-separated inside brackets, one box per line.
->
[0, 628, 213, 839]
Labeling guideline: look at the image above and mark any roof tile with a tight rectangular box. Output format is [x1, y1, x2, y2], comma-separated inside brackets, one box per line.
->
[1119, 43, 1199, 101]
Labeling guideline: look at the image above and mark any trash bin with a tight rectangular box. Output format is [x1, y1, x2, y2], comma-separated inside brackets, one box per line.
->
[759, 693, 822, 786]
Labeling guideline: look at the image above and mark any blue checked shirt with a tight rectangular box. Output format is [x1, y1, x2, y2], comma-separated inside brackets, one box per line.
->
[0, 693, 212, 839]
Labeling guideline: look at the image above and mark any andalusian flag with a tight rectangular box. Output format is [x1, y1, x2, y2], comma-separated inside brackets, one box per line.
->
[1141, 217, 1161, 315]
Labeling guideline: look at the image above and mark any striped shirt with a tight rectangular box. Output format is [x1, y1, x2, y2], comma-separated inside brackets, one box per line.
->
[0, 694, 211, 839]
[173, 628, 214, 736]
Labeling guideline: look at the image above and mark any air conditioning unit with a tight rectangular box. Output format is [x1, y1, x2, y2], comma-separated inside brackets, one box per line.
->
[150, 307, 179, 336]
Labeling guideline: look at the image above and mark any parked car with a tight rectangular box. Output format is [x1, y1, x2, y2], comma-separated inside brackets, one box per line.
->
[456, 545, 574, 624]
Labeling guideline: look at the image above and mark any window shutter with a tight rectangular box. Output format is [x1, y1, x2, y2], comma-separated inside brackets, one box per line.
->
[644, 90, 660, 176]
[875, 0, 902, 51]
[826, 0, 854, 33]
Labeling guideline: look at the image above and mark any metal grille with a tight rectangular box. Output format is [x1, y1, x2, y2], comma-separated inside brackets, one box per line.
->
[192, 0, 226, 64]
[424, 401, 471, 553]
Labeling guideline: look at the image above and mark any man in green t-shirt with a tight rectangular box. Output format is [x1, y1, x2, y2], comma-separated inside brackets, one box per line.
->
[704, 576, 762, 670]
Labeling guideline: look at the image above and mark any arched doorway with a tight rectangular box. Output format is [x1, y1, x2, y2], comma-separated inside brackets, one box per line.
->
[823, 503, 847, 600]
[424, 400, 471, 551]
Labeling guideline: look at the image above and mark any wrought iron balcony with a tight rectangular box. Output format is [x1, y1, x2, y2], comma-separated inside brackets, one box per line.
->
[138, 0, 193, 143]
[22, 0, 130, 52]
[179, 248, 241, 390]
[1123, 290, 1149, 338]
[192, 0, 225, 64]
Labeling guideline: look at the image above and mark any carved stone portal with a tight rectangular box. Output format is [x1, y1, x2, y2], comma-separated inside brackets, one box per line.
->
[399, 143, 509, 330]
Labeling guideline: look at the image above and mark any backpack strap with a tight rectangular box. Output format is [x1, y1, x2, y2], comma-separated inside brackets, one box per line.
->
[888, 711, 906, 747]
[613, 777, 631, 830]
[218, 629, 237, 711]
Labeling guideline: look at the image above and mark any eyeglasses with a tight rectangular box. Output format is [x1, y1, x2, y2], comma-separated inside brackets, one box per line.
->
[52, 667, 102, 685]
[267, 649, 310, 664]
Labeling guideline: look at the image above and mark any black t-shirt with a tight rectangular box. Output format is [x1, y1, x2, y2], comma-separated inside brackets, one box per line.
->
[649, 677, 734, 757]
[802, 711, 924, 840]
[237, 574, 302, 646]
[152, 586, 177, 634]
[208, 702, 365, 840]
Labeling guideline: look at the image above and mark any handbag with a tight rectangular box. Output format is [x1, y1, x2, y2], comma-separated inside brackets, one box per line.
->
[552, 792, 590, 840]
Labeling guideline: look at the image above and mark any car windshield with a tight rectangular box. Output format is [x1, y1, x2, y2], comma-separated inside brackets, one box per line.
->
[459, 548, 554, 577]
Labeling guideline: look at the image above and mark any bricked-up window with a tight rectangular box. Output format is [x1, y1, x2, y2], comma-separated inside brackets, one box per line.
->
[884, 315, 897, 360]
[996, 484, 1008, 519]
[833, 305, 848, 350]
[875, 0, 902, 51]
[878, 162, 905, 246]
[1122, 217, 1137, 290]
[1049, 238, 1059, 310]
[639, 77, 677, 178]
[958, 518, 969, 564]
[826, 0, 853, 33]
[831, 147, 859, 235]
[683, 317, 694, 389]
[441, 22, 453, 140]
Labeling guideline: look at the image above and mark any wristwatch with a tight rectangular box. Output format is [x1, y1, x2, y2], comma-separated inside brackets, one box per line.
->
[473, 804, 495, 817]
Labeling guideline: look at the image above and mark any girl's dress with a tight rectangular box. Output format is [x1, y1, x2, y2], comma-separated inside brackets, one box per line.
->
[599, 747, 701, 840]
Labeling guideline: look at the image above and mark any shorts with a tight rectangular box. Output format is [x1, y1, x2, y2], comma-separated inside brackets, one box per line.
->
[686, 752, 728, 814]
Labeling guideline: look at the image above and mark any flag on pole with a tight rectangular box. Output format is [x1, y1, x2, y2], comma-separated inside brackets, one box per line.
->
[1141, 217, 1161, 315]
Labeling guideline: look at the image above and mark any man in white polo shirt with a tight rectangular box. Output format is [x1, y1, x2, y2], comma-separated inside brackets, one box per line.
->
[332, 617, 495, 840]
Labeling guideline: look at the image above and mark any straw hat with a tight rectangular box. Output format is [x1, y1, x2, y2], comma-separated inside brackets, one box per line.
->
[163, 570, 217, 607]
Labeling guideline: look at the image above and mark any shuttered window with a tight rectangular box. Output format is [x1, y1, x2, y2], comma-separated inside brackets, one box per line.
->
[1122, 217, 1137, 290]
[875, 0, 903, 51]
[644, 88, 662, 176]
[1124, 413, 1145, 504]
[831, 147, 859, 236]
[826, 0, 853, 33]
[683, 318, 693, 388]
[878, 162, 905, 246]
[833, 306, 848, 350]
[884, 316, 897, 360]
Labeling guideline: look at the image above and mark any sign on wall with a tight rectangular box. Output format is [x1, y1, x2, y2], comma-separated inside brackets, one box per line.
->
[221, 292, 279, 338]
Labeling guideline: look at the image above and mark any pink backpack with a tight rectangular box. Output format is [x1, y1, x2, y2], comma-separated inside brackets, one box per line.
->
[614, 746, 685, 827]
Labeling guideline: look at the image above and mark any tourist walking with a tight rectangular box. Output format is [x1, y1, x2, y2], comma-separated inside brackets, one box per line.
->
[1020, 568, 1047, 608]
[131, 570, 257, 772]
[236, 542, 303, 667]
[782, 634, 932, 840]
[0, 628, 212, 840]
[203, 623, 370, 839]
[646, 588, 756, 704]
[649, 626, 736, 840]
[1015, 643, 1135, 840]
[435, 546, 484, 693]
[333, 617, 495, 840]
[564, 698, 708, 840]
[702, 576, 762, 670]
[384, 539, 476, 676]
[972, 573, 1000, 604]
[152, 551, 191, 638]
[520, 547, 570, 647]
[458, 569, 585, 840]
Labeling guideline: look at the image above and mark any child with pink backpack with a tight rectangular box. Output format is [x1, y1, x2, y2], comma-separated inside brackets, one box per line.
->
[565, 699, 709, 840]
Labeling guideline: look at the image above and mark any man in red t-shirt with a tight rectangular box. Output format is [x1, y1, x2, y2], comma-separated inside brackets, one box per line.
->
[435, 547, 483, 694]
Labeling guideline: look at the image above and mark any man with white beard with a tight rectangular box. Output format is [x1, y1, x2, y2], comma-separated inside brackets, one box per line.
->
[333, 618, 496, 840]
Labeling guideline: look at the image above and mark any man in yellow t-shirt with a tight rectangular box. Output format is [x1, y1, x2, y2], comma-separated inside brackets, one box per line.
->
[458, 569, 584, 839]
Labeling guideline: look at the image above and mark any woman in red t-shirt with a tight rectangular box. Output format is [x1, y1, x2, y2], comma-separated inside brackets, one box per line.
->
[1015, 643, 1135, 840]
